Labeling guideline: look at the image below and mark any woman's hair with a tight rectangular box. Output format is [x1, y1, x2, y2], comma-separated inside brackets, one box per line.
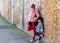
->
[31, 4, 35, 9]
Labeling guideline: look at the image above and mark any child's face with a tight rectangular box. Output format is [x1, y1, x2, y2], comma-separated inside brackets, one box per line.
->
[38, 20, 41, 22]
[31, 8, 35, 12]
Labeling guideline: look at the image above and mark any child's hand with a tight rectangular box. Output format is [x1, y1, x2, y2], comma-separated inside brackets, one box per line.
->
[40, 29, 43, 32]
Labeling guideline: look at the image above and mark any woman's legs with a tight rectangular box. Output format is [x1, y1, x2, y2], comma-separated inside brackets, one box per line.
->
[33, 28, 36, 40]
[30, 22, 37, 41]
[33, 22, 38, 40]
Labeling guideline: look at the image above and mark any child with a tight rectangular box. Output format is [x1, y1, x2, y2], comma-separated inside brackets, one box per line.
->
[36, 16, 43, 35]
[35, 16, 43, 43]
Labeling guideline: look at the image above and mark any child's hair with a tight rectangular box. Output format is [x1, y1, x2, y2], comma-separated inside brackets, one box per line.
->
[38, 16, 42, 22]
[31, 4, 35, 9]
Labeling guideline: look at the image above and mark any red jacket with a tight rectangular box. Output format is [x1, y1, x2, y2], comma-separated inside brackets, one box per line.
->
[27, 22, 35, 31]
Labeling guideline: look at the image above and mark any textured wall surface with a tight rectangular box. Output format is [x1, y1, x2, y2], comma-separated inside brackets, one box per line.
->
[41, 0, 55, 43]
[0, 0, 4, 16]
[7, 0, 12, 22]
[3, 0, 12, 22]
[13, 0, 23, 28]
[55, 0, 60, 43]
[3, 0, 8, 19]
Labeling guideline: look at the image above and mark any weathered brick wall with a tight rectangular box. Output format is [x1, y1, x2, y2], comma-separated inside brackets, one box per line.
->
[13, 0, 23, 28]
[3, 0, 12, 23]
[55, 0, 60, 43]
[7, 0, 12, 22]
[0, 0, 4, 16]
[3, 0, 8, 19]
[41, 0, 60, 43]
[41, 0, 55, 43]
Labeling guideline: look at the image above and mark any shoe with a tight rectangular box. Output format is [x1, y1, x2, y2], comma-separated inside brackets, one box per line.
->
[30, 39, 34, 42]
[35, 40, 40, 43]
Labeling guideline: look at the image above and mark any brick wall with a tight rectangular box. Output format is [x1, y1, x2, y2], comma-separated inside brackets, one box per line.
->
[7, 0, 12, 22]
[0, 0, 4, 16]
[40, 0, 55, 43]
[13, 0, 23, 28]
[3, 0, 12, 22]
[55, 0, 60, 43]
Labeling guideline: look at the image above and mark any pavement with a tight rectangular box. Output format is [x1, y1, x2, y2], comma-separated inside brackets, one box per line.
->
[0, 16, 33, 43]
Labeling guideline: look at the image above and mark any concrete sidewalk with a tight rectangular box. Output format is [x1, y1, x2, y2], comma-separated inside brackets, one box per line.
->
[0, 16, 32, 43]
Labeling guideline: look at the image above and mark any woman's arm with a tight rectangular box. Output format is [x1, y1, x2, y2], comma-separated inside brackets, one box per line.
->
[36, 11, 39, 18]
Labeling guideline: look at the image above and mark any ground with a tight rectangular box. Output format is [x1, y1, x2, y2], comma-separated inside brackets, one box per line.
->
[0, 16, 33, 43]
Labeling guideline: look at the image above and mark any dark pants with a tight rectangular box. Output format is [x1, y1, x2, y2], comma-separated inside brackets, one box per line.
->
[34, 22, 38, 26]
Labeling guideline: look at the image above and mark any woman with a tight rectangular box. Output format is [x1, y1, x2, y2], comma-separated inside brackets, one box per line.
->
[27, 4, 39, 41]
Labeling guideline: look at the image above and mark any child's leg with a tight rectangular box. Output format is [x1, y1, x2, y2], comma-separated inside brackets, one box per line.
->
[39, 36, 42, 40]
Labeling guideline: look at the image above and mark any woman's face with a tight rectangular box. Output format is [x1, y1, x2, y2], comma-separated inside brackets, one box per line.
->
[31, 8, 35, 12]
